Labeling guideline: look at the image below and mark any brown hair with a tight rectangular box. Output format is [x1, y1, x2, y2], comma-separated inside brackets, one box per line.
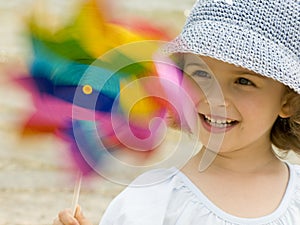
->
[271, 88, 300, 155]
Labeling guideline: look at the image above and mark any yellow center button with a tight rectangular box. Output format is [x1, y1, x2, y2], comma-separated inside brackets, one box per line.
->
[82, 85, 93, 95]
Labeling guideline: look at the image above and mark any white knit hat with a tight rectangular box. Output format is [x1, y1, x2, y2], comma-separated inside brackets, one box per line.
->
[166, 0, 300, 94]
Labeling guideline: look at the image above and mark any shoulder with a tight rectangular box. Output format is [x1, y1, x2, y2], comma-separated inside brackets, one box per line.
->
[110, 168, 179, 205]
[289, 162, 300, 179]
[287, 163, 300, 203]
[129, 167, 178, 187]
[99, 168, 181, 225]
[279, 163, 300, 224]
[114, 167, 180, 203]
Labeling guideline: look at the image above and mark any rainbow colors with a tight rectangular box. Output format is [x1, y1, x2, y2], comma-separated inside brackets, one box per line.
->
[15, 0, 181, 176]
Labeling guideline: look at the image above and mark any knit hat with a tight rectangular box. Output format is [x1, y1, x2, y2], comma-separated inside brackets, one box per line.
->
[165, 0, 300, 94]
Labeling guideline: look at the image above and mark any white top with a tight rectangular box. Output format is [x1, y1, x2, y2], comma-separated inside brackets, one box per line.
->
[99, 163, 300, 225]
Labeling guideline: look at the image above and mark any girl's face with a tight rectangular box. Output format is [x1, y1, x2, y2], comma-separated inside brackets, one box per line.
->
[182, 54, 289, 153]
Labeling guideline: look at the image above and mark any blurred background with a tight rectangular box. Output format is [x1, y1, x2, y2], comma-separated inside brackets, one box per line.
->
[0, 0, 299, 225]
[0, 0, 195, 224]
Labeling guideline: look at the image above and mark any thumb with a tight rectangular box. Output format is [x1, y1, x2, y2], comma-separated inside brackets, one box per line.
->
[75, 205, 92, 225]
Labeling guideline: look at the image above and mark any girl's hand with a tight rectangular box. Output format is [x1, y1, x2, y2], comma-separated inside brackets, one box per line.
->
[53, 205, 93, 225]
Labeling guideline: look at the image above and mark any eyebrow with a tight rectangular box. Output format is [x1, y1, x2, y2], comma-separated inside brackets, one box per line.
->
[236, 70, 267, 79]
[184, 60, 267, 79]
[184, 62, 210, 69]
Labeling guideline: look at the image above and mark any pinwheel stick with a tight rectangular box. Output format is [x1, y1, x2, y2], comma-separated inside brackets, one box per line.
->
[71, 171, 82, 216]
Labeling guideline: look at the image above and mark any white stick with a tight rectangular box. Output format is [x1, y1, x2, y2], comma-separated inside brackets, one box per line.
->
[71, 171, 82, 216]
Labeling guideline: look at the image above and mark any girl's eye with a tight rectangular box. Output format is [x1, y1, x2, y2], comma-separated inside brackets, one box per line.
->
[236, 77, 255, 86]
[190, 70, 211, 78]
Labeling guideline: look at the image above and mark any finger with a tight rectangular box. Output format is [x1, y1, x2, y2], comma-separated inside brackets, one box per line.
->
[75, 206, 93, 225]
[74, 206, 83, 219]
[59, 209, 80, 225]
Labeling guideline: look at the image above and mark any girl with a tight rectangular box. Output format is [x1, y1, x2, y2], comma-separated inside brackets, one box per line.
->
[54, 0, 300, 224]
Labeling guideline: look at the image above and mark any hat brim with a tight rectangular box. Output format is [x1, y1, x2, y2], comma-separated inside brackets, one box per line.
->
[165, 21, 300, 94]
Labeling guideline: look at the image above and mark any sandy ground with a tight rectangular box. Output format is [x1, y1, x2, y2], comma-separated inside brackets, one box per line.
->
[0, 1, 299, 225]
[0, 131, 124, 225]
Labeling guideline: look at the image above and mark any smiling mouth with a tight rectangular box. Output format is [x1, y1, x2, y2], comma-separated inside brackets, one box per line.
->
[202, 114, 238, 129]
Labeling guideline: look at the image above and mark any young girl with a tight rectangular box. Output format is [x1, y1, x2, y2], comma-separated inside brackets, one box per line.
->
[53, 0, 300, 224]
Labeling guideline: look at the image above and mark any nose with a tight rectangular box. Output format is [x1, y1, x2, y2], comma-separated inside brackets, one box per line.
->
[204, 95, 229, 107]
[203, 79, 229, 108]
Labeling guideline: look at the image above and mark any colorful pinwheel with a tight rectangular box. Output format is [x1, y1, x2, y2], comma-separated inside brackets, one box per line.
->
[13, 0, 176, 177]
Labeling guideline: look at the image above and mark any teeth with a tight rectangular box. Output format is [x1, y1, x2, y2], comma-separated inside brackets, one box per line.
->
[204, 115, 235, 127]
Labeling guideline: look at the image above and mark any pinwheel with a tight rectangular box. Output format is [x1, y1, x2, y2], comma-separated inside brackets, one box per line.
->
[14, 0, 172, 170]
[10, 0, 199, 216]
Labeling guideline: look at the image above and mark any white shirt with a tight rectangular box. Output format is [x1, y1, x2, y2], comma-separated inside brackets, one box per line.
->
[99, 163, 300, 225]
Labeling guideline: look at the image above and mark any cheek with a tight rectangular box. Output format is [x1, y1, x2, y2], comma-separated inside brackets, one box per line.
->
[237, 96, 281, 127]
[181, 76, 205, 105]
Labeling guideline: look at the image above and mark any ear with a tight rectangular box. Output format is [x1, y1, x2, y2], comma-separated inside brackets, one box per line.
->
[279, 94, 292, 118]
